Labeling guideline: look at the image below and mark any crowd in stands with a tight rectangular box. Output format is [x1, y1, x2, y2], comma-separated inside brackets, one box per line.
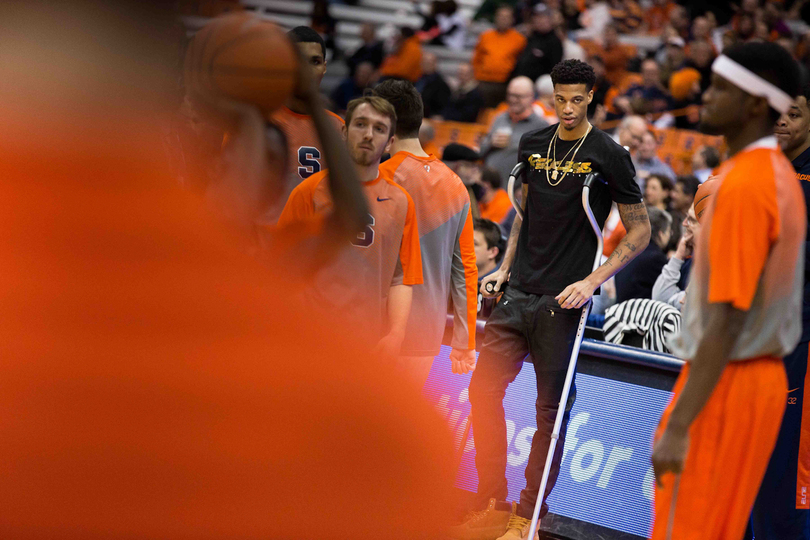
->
[281, 0, 810, 353]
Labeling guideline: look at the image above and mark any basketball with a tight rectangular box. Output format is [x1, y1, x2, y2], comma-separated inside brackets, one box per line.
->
[184, 13, 298, 115]
[693, 177, 719, 223]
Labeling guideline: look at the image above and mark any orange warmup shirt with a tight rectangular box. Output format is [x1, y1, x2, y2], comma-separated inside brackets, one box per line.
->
[654, 138, 806, 540]
[380, 35, 423, 82]
[278, 168, 423, 339]
[479, 188, 512, 223]
[472, 28, 527, 83]
[260, 106, 344, 224]
[379, 151, 478, 355]
[645, 2, 675, 34]
[595, 44, 633, 85]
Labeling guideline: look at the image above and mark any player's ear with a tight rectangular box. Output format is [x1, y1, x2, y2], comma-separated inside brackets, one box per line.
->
[385, 136, 393, 153]
[747, 94, 769, 121]
[341, 123, 347, 141]
[587, 89, 594, 105]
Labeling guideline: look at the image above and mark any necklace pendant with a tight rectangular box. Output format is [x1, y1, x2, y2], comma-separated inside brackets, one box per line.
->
[551, 169, 558, 181]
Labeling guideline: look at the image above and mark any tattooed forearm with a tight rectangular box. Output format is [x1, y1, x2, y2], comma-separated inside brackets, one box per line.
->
[618, 202, 649, 226]
[601, 202, 651, 272]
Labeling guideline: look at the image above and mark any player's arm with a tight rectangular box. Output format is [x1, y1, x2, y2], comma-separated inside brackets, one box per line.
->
[653, 170, 776, 484]
[376, 186, 420, 359]
[376, 284, 413, 358]
[193, 91, 271, 238]
[449, 202, 479, 374]
[297, 51, 368, 241]
[556, 201, 651, 309]
[481, 183, 527, 297]
[651, 302, 745, 485]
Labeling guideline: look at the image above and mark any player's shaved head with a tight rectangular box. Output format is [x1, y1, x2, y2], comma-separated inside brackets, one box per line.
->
[288, 26, 326, 58]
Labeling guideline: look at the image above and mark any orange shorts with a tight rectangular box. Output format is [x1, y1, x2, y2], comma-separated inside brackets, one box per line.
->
[651, 357, 788, 540]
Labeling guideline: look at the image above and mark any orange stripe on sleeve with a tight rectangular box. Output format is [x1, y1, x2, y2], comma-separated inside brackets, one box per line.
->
[798, 345, 810, 509]
[707, 163, 779, 311]
[455, 205, 478, 350]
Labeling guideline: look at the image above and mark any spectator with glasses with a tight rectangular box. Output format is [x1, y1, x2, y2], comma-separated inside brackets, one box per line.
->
[480, 76, 548, 185]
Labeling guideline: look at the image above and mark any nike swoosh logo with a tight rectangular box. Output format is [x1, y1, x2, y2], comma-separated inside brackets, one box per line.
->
[377, 197, 391, 202]
[789, 387, 801, 393]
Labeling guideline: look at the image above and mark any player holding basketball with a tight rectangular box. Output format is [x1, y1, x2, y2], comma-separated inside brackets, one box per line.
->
[189, 17, 369, 274]
[373, 80, 479, 386]
[452, 59, 649, 540]
[741, 84, 810, 539]
[261, 26, 345, 224]
[651, 42, 805, 540]
[279, 96, 422, 356]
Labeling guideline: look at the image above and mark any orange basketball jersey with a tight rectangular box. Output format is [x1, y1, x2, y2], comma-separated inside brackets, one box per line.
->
[672, 137, 806, 362]
[379, 151, 478, 356]
[278, 168, 422, 339]
[262, 107, 344, 224]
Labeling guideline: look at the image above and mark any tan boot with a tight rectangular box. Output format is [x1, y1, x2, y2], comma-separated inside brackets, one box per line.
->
[494, 512, 540, 540]
[447, 499, 516, 540]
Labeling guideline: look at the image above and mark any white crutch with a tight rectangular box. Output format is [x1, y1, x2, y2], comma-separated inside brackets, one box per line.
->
[504, 162, 604, 540]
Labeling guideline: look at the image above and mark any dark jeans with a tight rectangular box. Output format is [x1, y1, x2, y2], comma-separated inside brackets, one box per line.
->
[469, 288, 581, 520]
[744, 341, 810, 540]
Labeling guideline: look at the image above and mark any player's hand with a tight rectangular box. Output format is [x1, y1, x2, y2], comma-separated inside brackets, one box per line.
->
[481, 269, 509, 298]
[651, 425, 690, 488]
[491, 132, 510, 148]
[450, 348, 476, 374]
[374, 331, 404, 359]
[675, 229, 693, 260]
[555, 278, 597, 309]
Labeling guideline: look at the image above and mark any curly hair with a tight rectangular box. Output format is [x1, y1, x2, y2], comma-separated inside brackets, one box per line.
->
[550, 59, 596, 91]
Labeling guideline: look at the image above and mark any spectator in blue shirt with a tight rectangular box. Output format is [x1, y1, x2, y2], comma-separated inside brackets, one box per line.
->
[634, 130, 676, 187]
[614, 58, 673, 116]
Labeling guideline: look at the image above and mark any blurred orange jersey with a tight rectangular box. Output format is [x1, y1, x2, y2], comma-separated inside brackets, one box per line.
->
[672, 137, 806, 361]
[479, 188, 512, 224]
[379, 151, 477, 355]
[261, 106, 344, 224]
[278, 168, 422, 338]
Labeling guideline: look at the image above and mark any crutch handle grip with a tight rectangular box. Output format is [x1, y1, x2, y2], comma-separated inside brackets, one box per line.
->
[483, 280, 508, 294]
[507, 162, 526, 222]
[583, 173, 598, 188]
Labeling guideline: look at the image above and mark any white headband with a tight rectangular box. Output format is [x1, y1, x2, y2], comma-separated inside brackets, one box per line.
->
[711, 54, 793, 114]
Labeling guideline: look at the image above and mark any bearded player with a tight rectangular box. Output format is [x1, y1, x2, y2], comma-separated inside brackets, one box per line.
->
[652, 42, 805, 540]
[743, 84, 810, 540]
[279, 96, 422, 356]
[452, 59, 649, 540]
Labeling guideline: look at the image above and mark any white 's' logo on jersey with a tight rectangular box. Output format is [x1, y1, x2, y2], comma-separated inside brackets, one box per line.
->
[424, 165, 430, 172]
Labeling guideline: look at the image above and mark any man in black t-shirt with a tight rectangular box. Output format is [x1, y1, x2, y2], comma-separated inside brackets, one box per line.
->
[449, 60, 650, 540]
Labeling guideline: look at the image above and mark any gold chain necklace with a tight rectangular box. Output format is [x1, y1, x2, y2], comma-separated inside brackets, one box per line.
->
[545, 123, 593, 186]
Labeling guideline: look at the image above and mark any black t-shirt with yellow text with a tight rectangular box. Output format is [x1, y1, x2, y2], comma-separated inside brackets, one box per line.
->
[510, 124, 642, 296]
